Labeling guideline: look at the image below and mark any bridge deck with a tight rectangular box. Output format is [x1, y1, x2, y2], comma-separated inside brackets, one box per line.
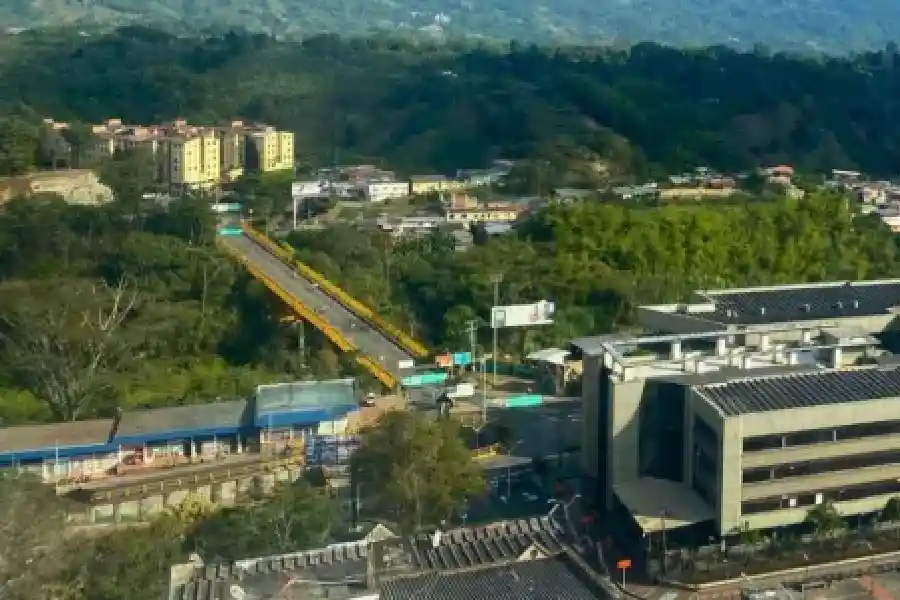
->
[221, 234, 413, 387]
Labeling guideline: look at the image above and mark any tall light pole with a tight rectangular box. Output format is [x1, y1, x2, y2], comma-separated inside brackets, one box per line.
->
[466, 319, 477, 369]
[506, 439, 524, 500]
[490, 273, 503, 388]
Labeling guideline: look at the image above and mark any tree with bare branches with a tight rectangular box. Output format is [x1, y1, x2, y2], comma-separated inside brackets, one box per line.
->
[0, 278, 138, 421]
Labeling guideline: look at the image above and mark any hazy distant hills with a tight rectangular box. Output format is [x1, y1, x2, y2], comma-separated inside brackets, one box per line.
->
[2, 0, 900, 53]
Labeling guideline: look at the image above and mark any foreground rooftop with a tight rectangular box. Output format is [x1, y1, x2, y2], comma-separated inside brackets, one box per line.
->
[168, 514, 613, 600]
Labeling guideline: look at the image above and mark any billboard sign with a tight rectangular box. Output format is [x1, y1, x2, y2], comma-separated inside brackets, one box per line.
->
[491, 300, 555, 328]
[292, 180, 330, 200]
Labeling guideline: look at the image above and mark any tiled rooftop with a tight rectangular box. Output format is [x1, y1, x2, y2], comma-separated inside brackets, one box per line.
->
[168, 516, 581, 600]
[694, 366, 900, 416]
[381, 555, 604, 600]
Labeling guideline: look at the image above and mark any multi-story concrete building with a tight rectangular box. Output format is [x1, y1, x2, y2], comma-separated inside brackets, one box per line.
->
[691, 364, 900, 532]
[576, 279, 900, 540]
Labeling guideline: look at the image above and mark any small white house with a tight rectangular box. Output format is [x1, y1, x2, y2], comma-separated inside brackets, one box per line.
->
[365, 181, 409, 203]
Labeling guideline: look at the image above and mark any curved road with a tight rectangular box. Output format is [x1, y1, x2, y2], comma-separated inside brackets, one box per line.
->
[222, 234, 414, 377]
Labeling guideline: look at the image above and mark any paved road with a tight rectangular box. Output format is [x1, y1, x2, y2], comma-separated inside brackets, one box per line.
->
[223, 234, 414, 377]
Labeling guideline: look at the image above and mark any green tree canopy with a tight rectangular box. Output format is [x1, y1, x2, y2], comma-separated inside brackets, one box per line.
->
[187, 481, 336, 561]
[351, 411, 484, 533]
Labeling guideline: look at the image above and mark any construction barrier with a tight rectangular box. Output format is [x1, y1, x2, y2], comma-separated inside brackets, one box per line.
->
[218, 239, 397, 389]
[241, 224, 430, 359]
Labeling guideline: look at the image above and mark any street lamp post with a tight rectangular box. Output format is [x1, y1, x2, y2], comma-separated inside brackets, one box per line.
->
[506, 440, 524, 500]
[480, 357, 488, 428]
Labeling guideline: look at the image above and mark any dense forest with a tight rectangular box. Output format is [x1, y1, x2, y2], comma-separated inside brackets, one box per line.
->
[3, 29, 900, 176]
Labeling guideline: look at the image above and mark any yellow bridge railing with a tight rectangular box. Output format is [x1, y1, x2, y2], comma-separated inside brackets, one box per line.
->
[219, 240, 397, 389]
[241, 224, 430, 359]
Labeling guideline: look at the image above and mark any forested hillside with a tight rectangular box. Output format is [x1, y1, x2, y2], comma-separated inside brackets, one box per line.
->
[2, 0, 900, 54]
[2, 30, 900, 176]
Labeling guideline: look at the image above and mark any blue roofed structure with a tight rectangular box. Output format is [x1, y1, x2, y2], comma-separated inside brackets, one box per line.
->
[254, 379, 359, 428]
[113, 400, 250, 445]
[0, 419, 117, 465]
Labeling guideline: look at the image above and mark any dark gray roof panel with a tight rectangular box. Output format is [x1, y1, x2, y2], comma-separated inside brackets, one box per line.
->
[695, 367, 900, 416]
[380, 556, 603, 600]
[703, 280, 900, 325]
[114, 400, 248, 441]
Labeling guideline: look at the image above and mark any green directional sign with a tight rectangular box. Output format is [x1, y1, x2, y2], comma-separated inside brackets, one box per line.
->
[217, 227, 243, 236]
[504, 394, 543, 408]
[401, 371, 449, 387]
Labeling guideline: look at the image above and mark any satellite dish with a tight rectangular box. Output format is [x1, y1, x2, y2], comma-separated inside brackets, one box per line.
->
[230, 584, 246, 600]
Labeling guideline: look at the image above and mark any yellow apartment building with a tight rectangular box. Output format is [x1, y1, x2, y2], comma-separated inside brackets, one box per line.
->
[161, 130, 221, 190]
[47, 117, 291, 187]
[245, 127, 294, 173]
[218, 122, 247, 182]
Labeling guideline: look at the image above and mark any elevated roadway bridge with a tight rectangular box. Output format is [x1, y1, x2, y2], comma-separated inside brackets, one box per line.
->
[219, 225, 429, 389]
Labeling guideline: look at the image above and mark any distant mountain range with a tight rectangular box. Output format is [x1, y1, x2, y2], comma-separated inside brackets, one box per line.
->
[2, 0, 900, 53]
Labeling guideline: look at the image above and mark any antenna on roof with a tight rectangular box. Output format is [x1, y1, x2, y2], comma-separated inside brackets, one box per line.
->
[836, 301, 843, 310]
[854, 299, 860, 309]
[802, 303, 810, 312]
[759, 307, 766, 316]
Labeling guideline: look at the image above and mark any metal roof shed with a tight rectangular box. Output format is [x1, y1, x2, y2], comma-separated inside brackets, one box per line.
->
[254, 379, 358, 429]
[0, 419, 117, 465]
[112, 400, 250, 445]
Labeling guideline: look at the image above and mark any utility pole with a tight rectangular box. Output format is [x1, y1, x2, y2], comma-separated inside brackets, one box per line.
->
[465, 318, 478, 366]
[490, 273, 503, 388]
